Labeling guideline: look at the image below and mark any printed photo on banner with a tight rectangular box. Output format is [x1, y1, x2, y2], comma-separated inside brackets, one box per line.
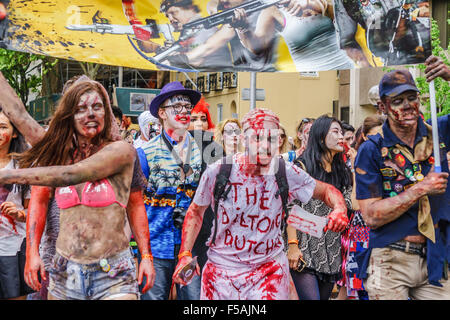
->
[130, 92, 156, 112]
[0, 0, 431, 72]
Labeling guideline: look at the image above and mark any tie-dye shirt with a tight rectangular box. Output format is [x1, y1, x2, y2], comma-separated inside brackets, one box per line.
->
[140, 131, 202, 259]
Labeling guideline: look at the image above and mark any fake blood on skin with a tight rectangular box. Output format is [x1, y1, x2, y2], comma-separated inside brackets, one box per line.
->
[174, 114, 190, 125]
[0, 212, 18, 234]
[26, 186, 51, 245]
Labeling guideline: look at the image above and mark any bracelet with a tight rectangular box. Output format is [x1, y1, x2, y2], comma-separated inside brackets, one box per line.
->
[288, 239, 299, 245]
[178, 251, 192, 259]
[141, 253, 153, 261]
[19, 211, 27, 221]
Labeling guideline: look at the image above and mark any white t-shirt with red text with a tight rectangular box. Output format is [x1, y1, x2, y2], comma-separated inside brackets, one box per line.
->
[193, 153, 316, 270]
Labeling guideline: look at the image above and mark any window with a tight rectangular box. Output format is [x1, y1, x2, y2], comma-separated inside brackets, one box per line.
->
[340, 106, 349, 124]
[333, 100, 339, 119]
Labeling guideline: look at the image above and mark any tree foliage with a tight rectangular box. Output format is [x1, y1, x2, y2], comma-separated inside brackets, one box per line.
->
[413, 18, 449, 118]
[0, 49, 58, 106]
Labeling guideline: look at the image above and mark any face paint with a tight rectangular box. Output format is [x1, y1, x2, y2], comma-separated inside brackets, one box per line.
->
[244, 124, 280, 169]
[343, 131, 354, 148]
[0, 113, 15, 151]
[74, 90, 106, 140]
[223, 122, 240, 154]
[189, 112, 209, 131]
[300, 122, 312, 146]
[240, 109, 280, 172]
[385, 91, 420, 127]
[325, 122, 344, 154]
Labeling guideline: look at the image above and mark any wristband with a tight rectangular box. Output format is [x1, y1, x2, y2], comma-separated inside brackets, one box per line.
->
[141, 253, 153, 261]
[178, 251, 192, 259]
[288, 239, 299, 245]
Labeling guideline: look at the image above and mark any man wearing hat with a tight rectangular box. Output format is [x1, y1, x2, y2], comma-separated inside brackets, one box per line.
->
[139, 81, 204, 300]
[354, 69, 450, 299]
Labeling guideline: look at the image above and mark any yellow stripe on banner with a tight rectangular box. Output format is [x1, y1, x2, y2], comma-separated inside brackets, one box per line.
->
[1, 0, 429, 71]
[354, 24, 384, 67]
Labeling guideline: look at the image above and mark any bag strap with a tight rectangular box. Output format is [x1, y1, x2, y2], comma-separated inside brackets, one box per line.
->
[275, 157, 289, 223]
[211, 155, 233, 245]
[161, 131, 192, 175]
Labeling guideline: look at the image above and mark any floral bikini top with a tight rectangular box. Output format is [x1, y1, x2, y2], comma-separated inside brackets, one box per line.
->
[55, 178, 126, 209]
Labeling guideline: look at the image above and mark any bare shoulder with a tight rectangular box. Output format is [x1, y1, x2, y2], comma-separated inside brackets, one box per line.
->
[103, 141, 136, 156]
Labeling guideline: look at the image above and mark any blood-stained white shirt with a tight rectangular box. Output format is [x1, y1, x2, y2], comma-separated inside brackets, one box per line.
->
[193, 153, 316, 269]
[0, 159, 30, 256]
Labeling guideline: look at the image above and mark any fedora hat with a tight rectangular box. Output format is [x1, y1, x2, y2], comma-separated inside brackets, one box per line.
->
[149, 81, 201, 118]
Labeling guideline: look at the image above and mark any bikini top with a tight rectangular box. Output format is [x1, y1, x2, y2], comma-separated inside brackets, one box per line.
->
[55, 178, 126, 209]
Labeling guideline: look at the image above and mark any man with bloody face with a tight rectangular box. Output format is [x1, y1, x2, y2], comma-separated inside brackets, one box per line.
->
[354, 69, 450, 299]
[172, 108, 348, 300]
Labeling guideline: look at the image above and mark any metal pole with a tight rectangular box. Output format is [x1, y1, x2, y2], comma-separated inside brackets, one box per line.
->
[250, 72, 256, 109]
[118, 66, 123, 87]
[429, 80, 441, 173]
[183, 72, 198, 89]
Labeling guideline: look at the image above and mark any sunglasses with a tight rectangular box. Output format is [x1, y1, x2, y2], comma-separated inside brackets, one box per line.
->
[298, 118, 315, 132]
[301, 118, 315, 124]
[223, 129, 241, 135]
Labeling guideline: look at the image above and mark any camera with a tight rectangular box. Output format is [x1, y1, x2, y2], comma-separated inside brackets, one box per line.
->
[172, 207, 187, 229]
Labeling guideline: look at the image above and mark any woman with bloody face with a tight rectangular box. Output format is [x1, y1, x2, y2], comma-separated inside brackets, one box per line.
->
[0, 78, 155, 300]
[0, 108, 33, 300]
[286, 115, 352, 300]
[293, 118, 315, 159]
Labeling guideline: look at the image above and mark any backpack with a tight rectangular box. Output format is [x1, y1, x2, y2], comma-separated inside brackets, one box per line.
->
[210, 155, 290, 245]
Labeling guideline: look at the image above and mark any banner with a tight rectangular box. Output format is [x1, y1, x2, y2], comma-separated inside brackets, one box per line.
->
[0, 0, 431, 72]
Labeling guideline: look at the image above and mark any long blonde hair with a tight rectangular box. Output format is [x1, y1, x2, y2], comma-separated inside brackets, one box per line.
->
[279, 124, 289, 154]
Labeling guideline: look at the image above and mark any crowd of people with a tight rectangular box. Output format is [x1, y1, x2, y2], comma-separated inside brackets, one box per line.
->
[0, 55, 448, 300]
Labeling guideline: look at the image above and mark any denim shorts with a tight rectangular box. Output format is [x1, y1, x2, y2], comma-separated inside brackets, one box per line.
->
[48, 248, 139, 300]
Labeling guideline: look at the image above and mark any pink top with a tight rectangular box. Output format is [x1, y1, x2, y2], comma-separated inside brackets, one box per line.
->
[55, 178, 126, 209]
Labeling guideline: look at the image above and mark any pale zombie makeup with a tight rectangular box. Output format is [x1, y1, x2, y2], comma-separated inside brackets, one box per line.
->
[325, 121, 344, 154]
[161, 95, 193, 133]
[245, 122, 279, 166]
[190, 112, 209, 131]
[222, 122, 241, 153]
[299, 122, 313, 147]
[0, 113, 16, 150]
[384, 91, 420, 127]
[343, 130, 354, 148]
[74, 90, 106, 140]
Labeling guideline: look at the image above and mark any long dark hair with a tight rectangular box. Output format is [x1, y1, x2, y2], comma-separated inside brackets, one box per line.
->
[299, 115, 352, 192]
[0, 108, 30, 193]
[0, 108, 29, 157]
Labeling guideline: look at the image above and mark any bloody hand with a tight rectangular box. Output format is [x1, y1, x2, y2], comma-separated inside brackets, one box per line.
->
[324, 207, 348, 233]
